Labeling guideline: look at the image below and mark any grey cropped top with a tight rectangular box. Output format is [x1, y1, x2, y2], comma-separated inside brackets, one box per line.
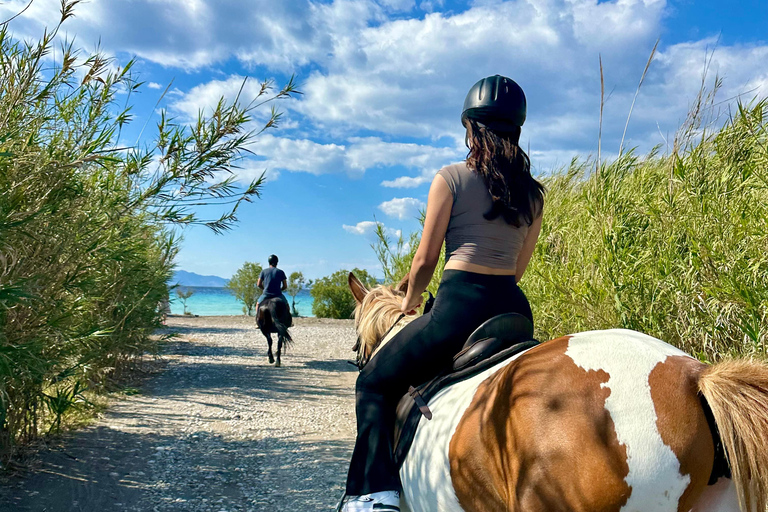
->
[437, 162, 530, 271]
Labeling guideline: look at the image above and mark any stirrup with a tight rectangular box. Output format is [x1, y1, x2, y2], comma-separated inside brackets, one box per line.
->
[335, 492, 348, 512]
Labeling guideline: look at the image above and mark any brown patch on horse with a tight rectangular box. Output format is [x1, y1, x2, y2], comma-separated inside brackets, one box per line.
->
[449, 337, 631, 512]
[648, 356, 714, 512]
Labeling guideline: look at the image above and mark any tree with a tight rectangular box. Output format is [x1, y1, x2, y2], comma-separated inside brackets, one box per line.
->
[227, 262, 263, 315]
[286, 271, 309, 316]
[176, 287, 195, 315]
[311, 269, 378, 319]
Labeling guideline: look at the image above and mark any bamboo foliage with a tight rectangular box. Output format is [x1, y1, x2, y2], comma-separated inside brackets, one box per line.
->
[0, 1, 298, 463]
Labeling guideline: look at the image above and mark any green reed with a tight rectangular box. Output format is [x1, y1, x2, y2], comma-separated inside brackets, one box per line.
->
[0, 1, 297, 463]
[524, 99, 768, 361]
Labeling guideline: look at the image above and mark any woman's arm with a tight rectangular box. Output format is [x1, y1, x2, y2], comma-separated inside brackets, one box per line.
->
[515, 205, 544, 282]
[402, 174, 453, 313]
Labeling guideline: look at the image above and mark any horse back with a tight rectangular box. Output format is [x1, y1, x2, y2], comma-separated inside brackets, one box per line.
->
[402, 329, 717, 512]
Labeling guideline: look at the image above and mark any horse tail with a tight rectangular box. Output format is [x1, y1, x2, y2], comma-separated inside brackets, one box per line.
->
[698, 359, 768, 512]
[269, 301, 293, 349]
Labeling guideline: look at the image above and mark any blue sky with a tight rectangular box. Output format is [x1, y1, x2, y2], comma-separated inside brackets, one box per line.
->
[5, 0, 767, 280]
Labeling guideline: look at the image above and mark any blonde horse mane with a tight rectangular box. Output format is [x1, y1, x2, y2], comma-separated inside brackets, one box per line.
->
[699, 359, 768, 512]
[354, 284, 412, 364]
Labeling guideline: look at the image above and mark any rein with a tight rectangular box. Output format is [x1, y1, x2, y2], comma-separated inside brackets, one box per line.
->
[350, 312, 407, 371]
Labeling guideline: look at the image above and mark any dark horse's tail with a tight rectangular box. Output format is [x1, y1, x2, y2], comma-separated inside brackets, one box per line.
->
[263, 298, 293, 347]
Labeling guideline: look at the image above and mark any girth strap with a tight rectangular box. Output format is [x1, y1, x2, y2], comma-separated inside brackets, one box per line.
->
[699, 393, 731, 485]
[408, 386, 433, 420]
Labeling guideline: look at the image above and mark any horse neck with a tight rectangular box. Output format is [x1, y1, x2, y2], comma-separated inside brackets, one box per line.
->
[370, 311, 416, 358]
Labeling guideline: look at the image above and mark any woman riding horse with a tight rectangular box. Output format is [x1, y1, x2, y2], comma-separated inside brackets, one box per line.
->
[337, 75, 545, 512]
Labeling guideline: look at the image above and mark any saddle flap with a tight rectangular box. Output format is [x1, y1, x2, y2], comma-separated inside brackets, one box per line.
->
[463, 312, 533, 350]
[393, 338, 540, 469]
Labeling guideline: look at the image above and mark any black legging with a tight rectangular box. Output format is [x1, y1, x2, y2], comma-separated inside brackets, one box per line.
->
[345, 269, 533, 495]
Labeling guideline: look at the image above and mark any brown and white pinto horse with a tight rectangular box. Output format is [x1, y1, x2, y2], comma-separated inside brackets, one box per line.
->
[348, 273, 768, 512]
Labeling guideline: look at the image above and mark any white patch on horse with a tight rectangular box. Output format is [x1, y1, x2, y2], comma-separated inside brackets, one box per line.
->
[398, 347, 535, 512]
[566, 329, 692, 512]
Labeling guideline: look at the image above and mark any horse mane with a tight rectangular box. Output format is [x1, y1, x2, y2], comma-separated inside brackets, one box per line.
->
[354, 284, 408, 361]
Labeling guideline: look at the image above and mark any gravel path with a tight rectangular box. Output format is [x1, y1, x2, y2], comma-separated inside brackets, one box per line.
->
[1, 316, 360, 512]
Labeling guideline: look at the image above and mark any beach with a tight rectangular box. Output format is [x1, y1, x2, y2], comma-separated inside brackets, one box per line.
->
[2, 315, 359, 512]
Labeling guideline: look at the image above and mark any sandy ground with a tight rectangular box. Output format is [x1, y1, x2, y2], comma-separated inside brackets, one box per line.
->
[0, 315, 360, 512]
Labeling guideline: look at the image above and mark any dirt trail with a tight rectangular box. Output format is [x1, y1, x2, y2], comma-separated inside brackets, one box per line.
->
[1, 316, 359, 512]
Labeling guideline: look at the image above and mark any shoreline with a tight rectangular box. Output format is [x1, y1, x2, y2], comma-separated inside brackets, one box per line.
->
[165, 314, 353, 326]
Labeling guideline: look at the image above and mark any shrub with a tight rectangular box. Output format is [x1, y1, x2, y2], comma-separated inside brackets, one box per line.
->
[311, 269, 378, 319]
[227, 262, 263, 316]
[287, 272, 309, 316]
[176, 287, 195, 315]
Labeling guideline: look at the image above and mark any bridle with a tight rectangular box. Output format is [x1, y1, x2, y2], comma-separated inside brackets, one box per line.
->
[350, 312, 406, 371]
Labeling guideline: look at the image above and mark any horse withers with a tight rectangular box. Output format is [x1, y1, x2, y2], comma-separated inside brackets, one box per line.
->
[256, 297, 293, 367]
[348, 272, 768, 512]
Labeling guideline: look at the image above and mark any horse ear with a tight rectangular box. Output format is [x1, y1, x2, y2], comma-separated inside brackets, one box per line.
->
[348, 272, 368, 303]
[396, 273, 409, 293]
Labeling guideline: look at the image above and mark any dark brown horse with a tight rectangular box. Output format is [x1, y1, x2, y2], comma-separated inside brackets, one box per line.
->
[256, 297, 293, 367]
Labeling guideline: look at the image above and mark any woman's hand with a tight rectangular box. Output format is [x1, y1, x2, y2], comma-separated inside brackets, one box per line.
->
[401, 293, 423, 315]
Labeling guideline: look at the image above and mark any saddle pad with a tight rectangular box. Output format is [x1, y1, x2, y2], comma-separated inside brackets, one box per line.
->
[393, 339, 539, 468]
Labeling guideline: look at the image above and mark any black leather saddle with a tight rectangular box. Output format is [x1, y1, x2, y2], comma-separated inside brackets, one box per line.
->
[392, 313, 538, 468]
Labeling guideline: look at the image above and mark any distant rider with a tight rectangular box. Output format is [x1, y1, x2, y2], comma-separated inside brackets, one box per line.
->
[257, 254, 288, 308]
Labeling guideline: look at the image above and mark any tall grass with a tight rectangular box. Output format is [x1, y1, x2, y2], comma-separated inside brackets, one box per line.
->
[526, 98, 768, 360]
[0, 2, 297, 463]
[375, 97, 768, 361]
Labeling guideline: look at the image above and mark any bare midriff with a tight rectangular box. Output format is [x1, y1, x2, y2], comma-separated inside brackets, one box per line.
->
[444, 259, 516, 276]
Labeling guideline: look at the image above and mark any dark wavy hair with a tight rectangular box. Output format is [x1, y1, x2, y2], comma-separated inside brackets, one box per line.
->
[465, 119, 545, 227]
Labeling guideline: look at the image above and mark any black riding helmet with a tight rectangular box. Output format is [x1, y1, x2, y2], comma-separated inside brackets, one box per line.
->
[461, 75, 526, 131]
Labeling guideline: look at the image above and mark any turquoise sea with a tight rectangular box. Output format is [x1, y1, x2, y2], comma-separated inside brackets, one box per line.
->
[169, 287, 315, 317]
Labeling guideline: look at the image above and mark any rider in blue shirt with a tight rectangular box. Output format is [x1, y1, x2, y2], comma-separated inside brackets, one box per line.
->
[258, 254, 288, 305]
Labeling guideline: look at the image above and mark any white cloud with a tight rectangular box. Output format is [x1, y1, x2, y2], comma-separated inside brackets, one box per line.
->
[168, 75, 292, 123]
[10, 0, 766, 179]
[381, 175, 432, 188]
[289, 0, 767, 172]
[378, 197, 425, 220]
[294, 0, 663, 141]
[248, 134, 348, 176]
[147, 82, 163, 89]
[225, 133, 461, 180]
[343, 220, 401, 239]
[378, 0, 416, 11]
[0, 0, 362, 70]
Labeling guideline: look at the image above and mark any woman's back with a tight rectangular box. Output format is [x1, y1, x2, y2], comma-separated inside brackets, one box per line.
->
[438, 162, 530, 272]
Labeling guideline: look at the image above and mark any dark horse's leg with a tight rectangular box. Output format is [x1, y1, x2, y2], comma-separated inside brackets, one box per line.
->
[276, 334, 283, 368]
[258, 304, 276, 364]
[266, 333, 274, 364]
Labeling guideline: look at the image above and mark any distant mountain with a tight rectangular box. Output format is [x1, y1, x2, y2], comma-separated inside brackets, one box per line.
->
[171, 270, 229, 288]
